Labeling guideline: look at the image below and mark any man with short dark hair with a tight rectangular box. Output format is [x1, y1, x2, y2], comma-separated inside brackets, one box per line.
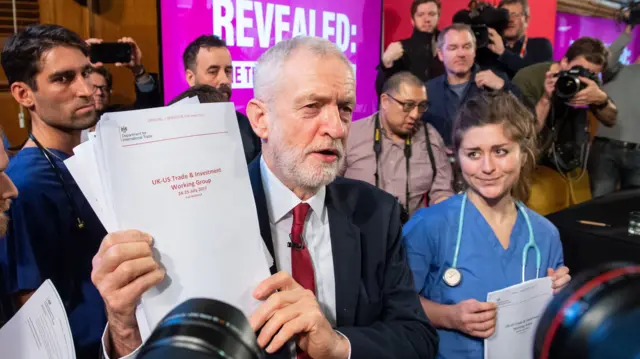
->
[90, 66, 113, 112]
[343, 72, 453, 220]
[422, 24, 517, 149]
[376, 0, 445, 96]
[480, 0, 553, 78]
[513, 37, 617, 214]
[0, 24, 107, 356]
[183, 35, 261, 163]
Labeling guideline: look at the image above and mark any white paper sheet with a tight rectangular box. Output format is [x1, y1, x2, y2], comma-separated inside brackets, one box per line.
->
[169, 96, 200, 107]
[66, 103, 272, 333]
[484, 277, 553, 359]
[0, 280, 75, 359]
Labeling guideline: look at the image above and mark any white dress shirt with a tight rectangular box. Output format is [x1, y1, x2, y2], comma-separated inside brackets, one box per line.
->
[102, 156, 348, 359]
[260, 157, 338, 326]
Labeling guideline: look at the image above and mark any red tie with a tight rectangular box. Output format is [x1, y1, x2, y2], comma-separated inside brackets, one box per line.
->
[290, 203, 315, 294]
[290, 203, 314, 359]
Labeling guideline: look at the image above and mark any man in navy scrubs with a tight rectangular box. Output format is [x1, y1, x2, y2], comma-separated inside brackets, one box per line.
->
[0, 24, 107, 357]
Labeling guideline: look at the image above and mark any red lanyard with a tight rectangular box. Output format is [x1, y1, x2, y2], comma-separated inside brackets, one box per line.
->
[520, 35, 528, 58]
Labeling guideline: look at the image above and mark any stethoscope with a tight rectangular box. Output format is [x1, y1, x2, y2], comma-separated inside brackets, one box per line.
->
[442, 192, 541, 287]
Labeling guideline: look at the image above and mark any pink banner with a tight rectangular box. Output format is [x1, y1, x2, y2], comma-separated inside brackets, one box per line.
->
[160, 0, 382, 119]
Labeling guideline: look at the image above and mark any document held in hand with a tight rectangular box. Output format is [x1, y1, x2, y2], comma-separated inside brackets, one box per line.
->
[484, 277, 554, 359]
[0, 280, 75, 359]
[66, 103, 272, 332]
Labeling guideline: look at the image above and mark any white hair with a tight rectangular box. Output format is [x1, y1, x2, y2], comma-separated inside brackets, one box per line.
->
[253, 36, 353, 104]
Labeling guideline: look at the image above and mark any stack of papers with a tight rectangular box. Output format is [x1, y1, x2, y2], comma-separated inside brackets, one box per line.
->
[484, 277, 554, 359]
[0, 280, 75, 359]
[65, 101, 272, 335]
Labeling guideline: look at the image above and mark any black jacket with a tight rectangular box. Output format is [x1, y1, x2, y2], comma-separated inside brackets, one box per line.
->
[248, 158, 439, 359]
[236, 111, 262, 164]
[375, 29, 445, 96]
[477, 37, 553, 79]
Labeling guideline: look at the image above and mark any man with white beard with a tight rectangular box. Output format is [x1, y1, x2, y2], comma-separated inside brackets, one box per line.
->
[92, 36, 438, 359]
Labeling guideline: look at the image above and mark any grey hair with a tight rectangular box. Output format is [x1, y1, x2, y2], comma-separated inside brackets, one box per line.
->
[437, 23, 476, 50]
[253, 36, 353, 104]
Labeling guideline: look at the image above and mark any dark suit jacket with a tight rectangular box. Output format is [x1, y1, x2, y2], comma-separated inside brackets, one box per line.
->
[236, 111, 262, 164]
[480, 37, 554, 79]
[102, 73, 163, 113]
[248, 158, 438, 359]
[375, 30, 445, 97]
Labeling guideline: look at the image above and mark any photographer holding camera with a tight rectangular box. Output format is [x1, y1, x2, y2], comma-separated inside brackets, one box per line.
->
[453, 0, 552, 79]
[513, 37, 617, 214]
[488, 0, 553, 78]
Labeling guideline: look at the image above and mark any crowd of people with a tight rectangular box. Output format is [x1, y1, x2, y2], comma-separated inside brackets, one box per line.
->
[0, 0, 637, 358]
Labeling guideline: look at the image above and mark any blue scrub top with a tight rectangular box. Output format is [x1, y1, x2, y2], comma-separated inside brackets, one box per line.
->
[403, 194, 564, 359]
[0, 147, 107, 357]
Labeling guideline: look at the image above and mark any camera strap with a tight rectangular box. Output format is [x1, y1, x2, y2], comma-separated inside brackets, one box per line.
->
[373, 113, 437, 215]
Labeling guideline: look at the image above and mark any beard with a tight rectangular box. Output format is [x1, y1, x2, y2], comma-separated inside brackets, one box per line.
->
[218, 83, 232, 100]
[269, 122, 345, 191]
[0, 200, 11, 238]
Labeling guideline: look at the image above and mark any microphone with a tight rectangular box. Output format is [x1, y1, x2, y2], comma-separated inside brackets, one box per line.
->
[288, 242, 305, 250]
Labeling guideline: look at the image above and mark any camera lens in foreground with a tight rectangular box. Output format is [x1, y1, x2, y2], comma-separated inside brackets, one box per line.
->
[138, 298, 264, 359]
[534, 263, 640, 359]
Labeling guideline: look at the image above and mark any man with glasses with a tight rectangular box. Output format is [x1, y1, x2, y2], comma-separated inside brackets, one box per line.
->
[483, 0, 553, 79]
[342, 72, 454, 221]
[422, 24, 518, 150]
[85, 37, 162, 113]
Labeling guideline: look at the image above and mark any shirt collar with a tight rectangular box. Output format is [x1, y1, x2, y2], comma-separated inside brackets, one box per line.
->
[259, 156, 327, 224]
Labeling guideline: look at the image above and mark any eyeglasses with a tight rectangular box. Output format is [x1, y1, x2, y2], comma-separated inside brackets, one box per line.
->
[385, 93, 429, 114]
[509, 12, 525, 19]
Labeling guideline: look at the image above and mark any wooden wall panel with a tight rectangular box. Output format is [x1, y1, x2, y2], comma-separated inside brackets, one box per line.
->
[0, 0, 159, 147]
[557, 0, 620, 19]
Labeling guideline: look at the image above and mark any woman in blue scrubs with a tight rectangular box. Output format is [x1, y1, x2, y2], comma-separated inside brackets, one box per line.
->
[403, 92, 571, 359]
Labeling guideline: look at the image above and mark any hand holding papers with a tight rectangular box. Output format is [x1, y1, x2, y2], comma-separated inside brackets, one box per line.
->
[0, 280, 75, 359]
[66, 103, 272, 336]
[484, 277, 554, 359]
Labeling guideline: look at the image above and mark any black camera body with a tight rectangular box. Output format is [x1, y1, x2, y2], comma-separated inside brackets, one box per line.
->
[554, 66, 599, 99]
[453, 1, 510, 48]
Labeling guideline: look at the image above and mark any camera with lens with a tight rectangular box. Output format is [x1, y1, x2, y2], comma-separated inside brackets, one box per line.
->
[138, 298, 264, 359]
[452, 1, 510, 48]
[554, 65, 599, 100]
[534, 263, 640, 359]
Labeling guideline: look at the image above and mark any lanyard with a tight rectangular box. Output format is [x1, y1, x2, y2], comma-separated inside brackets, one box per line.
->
[29, 134, 85, 230]
[453, 193, 541, 283]
[519, 36, 528, 58]
[373, 114, 436, 214]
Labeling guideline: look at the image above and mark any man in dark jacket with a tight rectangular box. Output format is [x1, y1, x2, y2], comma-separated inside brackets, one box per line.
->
[376, 0, 445, 96]
[481, 0, 553, 79]
[182, 35, 262, 164]
[422, 24, 519, 148]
